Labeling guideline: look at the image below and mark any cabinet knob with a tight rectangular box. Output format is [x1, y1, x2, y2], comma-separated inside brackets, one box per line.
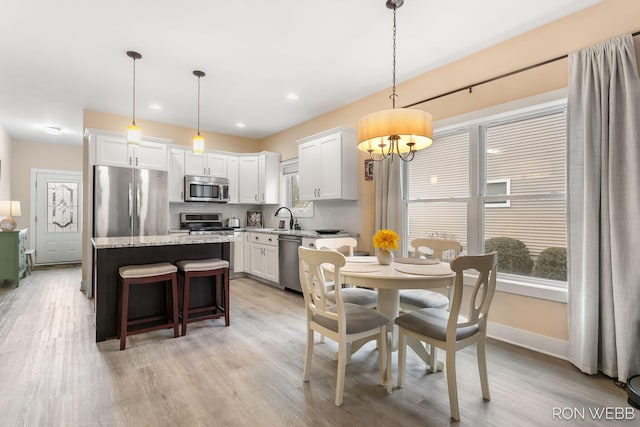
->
[135, 157, 139, 166]
[255, 236, 259, 240]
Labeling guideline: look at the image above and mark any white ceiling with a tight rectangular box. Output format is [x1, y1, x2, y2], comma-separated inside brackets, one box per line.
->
[0, 0, 600, 146]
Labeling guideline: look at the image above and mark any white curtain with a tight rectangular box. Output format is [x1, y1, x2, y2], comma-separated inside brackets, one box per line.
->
[374, 158, 403, 248]
[567, 34, 640, 383]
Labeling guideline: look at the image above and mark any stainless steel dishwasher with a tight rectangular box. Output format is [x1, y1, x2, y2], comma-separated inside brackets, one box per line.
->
[278, 234, 302, 292]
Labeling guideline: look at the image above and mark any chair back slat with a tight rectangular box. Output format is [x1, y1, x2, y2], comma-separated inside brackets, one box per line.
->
[447, 252, 498, 339]
[317, 237, 357, 257]
[298, 246, 346, 326]
[411, 238, 462, 261]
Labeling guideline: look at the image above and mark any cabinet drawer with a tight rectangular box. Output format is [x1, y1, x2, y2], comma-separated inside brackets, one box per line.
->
[250, 232, 278, 246]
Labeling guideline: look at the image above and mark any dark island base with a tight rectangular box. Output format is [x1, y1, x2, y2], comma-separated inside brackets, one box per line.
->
[93, 242, 230, 342]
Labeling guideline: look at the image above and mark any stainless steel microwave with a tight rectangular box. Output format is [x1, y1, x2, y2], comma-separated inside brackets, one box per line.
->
[184, 175, 229, 202]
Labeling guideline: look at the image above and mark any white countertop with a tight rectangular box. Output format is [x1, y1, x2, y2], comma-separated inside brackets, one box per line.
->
[92, 234, 234, 249]
[238, 228, 359, 238]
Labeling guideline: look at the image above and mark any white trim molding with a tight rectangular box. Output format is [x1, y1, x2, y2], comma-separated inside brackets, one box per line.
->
[487, 321, 569, 361]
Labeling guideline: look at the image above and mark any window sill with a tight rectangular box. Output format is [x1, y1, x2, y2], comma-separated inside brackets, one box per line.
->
[463, 273, 567, 303]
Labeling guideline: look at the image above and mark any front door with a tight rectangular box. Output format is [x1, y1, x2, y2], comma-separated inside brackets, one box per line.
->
[33, 170, 82, 264]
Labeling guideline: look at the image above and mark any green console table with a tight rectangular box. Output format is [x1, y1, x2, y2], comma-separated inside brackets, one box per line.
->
[0, 229, 27, 286]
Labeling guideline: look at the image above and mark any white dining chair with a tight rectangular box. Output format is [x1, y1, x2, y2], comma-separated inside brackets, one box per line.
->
[399, 238, 463, 312]
[317, 237, 378, 309]
[395, 252, 498, 421]
[298, 246, 389, 406]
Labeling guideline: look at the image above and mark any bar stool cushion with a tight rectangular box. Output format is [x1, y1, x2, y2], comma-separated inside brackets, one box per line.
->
[177, 258, 229, 272]
[119, 262, 177, 279]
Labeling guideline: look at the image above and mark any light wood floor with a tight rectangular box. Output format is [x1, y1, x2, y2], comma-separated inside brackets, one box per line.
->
[0, 268, 633, 426]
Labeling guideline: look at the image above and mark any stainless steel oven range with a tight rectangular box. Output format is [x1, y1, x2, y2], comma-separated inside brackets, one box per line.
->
[180, 213, 237, 276]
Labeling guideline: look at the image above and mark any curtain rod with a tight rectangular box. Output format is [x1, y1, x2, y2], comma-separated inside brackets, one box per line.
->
[404, 30, 640, 108]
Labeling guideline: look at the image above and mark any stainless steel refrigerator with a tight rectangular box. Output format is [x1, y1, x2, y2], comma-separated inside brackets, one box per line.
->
[93, 165, 168, 237]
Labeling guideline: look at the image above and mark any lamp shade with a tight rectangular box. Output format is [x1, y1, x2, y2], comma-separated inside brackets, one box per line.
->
[357, 108, 434, 154]
[126, 124, 141, 145]
[0, 201, 20, 231]
[192, 134, 205, 154]
[0, 200, 20, 217]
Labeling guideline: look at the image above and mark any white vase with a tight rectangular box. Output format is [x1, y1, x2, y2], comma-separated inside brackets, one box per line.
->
[377, 249, 394, 265]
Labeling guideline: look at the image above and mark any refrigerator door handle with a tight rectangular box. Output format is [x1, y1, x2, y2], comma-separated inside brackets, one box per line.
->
[128, 181, 133, 232]
[136, 181, 141, 227]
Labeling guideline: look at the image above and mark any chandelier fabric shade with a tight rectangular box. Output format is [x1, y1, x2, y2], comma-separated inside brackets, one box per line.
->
[357, 108, 433, 154]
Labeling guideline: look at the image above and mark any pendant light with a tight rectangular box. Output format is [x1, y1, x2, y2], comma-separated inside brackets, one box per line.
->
[192, 70, 206, 154]
[356, 0, 433, 162]
[126, 50, 142, 145]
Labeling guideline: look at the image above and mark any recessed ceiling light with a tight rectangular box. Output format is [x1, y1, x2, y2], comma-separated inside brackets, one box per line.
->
[286, 92, 298, 100]
[44, 126, 63, 135]
[235, 122, 246, 128]
[149, 103, 162, 110]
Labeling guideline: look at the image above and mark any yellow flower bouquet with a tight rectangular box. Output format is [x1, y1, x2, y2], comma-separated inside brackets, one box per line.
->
[373, 229, 399, 251]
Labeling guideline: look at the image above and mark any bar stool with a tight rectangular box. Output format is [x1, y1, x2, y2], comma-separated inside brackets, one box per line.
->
[117, 262, 179, 350]
[176, 258, 230, 336]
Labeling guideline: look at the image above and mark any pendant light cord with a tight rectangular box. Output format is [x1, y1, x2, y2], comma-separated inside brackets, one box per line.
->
[132, 57, 136, 125]
[390, 6, 398, 109]
[197, 74, 201, 135]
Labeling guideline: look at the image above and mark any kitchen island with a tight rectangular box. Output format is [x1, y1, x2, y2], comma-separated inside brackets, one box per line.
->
[92, 234, 232, 342]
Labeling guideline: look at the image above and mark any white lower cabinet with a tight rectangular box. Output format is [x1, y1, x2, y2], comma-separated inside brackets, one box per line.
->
[249, 232, 279, 283]
[233, 231, 244, 273]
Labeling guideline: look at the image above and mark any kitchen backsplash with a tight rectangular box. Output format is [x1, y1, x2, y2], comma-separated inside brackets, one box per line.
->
[169, 200, 360, 232]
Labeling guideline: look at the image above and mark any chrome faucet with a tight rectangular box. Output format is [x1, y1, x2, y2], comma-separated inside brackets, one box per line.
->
[274, 206, 294, 230]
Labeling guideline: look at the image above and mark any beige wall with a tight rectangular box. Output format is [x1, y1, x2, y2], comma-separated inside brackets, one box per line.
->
[260, 0, 640, 342]
[83, 109, 261, 152]
[10, 139, 83, 247]
[0, 124, 11, 200]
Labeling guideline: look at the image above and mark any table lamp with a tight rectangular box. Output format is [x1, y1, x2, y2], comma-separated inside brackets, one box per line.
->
[0, 200, 21, 232]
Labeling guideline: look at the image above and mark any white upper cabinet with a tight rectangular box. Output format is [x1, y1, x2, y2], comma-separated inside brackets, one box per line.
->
[95, 134, 168, 171]
[238, 156, 260, 204]
[297, 127, 357, 201]
[238, 152, 280, 204]
[227, 155, 239, 204]
[184, 152, 228, 177]
[168, 146, 186, 202]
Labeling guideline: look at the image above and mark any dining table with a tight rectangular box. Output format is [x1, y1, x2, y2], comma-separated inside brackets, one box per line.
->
[330, 255, 455, 389]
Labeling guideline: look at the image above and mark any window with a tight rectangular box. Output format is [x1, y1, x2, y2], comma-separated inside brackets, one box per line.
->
[281, 159, 314, 218]
[485, 179, 510, 208]
[405, 99, 567, 295]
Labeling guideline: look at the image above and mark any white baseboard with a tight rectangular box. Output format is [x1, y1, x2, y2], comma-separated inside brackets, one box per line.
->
[487, 321, 569, 361]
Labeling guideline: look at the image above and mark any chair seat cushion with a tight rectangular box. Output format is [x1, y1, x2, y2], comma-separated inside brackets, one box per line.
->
[395, 308, 479, 341]
[119, 262, 177, 279]
[177, 258, 229, 272]
[312, 303, 388, 334]
[326, 287, 377, 306]
[399, 289, 449, 309]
